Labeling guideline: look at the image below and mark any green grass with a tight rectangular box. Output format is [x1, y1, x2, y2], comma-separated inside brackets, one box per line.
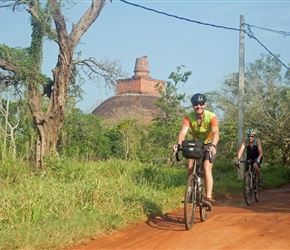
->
[0, 159, 186, 249]
[0, 158, 289, 249]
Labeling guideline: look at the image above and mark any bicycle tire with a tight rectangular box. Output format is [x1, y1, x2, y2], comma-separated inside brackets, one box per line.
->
[243, 172, 253, 205]
[254, 175, 261, 202]
[184, 175, 197, 230]
[199, 202, 208, 221]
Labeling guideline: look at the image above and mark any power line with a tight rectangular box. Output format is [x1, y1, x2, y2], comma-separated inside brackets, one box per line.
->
[119, 0, 290, 70]
[243, 24, 290, 70]
[244, 23, 290, 37]
[120, 0, 240, 32]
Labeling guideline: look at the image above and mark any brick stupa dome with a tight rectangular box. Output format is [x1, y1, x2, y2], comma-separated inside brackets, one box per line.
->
[92, 56, 166, 123]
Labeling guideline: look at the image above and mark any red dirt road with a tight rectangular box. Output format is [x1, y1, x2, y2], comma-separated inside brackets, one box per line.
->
[71, 185, 290, 250]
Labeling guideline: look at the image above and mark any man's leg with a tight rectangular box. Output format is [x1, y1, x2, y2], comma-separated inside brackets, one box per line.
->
[253, 162, 262, 178]
[253, 162, 263, 186]
[204, 159, 213, 199]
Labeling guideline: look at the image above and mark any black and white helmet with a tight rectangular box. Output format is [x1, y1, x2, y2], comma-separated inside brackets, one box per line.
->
[191, 93, 207, 105]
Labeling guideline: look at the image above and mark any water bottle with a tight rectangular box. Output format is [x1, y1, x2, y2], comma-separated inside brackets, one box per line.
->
[197, 177, 202, 192]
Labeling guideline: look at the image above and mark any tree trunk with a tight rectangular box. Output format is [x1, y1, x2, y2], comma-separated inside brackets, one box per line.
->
[0, 0, 107, 168]
[31, 0, 106, 168]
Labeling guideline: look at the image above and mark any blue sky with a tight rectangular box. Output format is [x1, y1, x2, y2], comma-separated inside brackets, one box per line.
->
[1, 0, 290, 112]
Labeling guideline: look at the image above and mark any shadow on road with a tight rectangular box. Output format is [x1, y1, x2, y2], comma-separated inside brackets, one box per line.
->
[146, 206, 212, 231]
[146, 210, 185, 231]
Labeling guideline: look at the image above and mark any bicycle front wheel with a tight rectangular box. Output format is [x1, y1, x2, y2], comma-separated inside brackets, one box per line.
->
[184, 175, 197, 230]
[243, 172, 253, 205]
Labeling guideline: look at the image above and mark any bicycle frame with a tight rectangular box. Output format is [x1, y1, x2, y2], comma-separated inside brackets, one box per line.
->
[175, 146, 209, 230]
[191, 159, 203, 206]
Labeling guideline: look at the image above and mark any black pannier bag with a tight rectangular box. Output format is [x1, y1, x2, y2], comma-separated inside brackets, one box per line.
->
[181, 140, 204, 159]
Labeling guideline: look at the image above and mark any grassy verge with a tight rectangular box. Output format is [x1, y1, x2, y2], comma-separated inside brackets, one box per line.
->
[0, 158, 289, 249]
[0, 159, 186, 250]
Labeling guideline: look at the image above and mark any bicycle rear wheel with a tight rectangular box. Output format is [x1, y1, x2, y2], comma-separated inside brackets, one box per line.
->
[184, 175, 197, 230]
[243, 172, 253, 205]
[199, 203, 208, 221]
[254, 175, 261, 202]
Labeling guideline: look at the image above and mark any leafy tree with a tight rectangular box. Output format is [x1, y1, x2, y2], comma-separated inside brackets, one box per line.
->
[116, 119, 148, 161]
[214, 54, 290, 166]
[150, 66, 191, 164]
[104, 127, 123, 159]
[0, 0, 124, 168]
[59, 108, 111, 160]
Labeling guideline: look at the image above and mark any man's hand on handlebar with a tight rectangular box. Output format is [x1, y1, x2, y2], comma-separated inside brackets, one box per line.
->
[173, 144, 181, 161]
[173, 144, 180, 154]
[207, 144, 216, 154]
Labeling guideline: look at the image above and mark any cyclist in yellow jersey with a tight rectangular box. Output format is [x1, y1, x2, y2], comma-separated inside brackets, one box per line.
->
[174, 93, 219, 210]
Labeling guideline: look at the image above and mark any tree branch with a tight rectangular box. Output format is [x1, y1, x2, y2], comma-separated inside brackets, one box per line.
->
[69, 0, 106, 50]
[50, 0, 69, 50]
[0, 59, 19, 72]
[73, 57, 126, 87]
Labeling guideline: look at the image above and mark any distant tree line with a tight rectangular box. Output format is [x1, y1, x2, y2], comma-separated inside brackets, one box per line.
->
[1, 54, 290, 168]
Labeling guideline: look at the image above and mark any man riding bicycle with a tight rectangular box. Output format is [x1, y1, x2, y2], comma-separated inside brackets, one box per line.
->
[174, 93, 219, 210]
[237, 128, 264, 186]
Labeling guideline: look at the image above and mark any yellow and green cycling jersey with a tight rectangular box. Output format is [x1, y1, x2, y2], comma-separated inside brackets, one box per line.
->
[182, 110, 218, 144]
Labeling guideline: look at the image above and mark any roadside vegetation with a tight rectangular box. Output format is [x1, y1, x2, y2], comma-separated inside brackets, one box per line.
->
[1, 158, 290, 250]
[1, 55, 290, 249]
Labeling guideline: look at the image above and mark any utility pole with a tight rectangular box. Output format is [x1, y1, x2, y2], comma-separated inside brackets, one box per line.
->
[238, 15, 245, 179]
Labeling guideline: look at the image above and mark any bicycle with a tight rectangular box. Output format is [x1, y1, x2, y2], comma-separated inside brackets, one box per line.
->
[236, 159, 261, 205]
[175, 142, 210, 230]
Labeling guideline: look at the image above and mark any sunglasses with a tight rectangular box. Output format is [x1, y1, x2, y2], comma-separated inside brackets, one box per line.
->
[193, 102, 205, 106]
[248, 135, 255, 138]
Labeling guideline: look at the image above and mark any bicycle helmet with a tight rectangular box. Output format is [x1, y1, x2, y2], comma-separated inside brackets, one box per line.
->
[191, 93, 207, 105]
[246, 128, 256, 135]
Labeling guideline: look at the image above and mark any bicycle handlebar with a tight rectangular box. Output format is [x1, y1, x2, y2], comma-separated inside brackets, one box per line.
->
[173, 144, 213, 162]
[236, 159, 255, 169]
[238, 159, 255, 163]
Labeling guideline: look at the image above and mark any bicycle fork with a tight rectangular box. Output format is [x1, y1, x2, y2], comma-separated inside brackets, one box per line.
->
[196, 176, 203, 206]
[247, 173, 258, 192]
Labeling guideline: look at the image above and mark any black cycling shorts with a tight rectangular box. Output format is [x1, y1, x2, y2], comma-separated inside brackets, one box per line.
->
[246, 158, 263, 171]
[203, 144, 217, 163]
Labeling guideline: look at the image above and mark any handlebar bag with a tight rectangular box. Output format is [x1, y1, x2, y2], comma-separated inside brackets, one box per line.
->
[182, 140, 204, 159]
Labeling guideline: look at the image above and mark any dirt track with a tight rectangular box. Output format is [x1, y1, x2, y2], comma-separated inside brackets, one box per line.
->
[71, 185, 290, 250]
